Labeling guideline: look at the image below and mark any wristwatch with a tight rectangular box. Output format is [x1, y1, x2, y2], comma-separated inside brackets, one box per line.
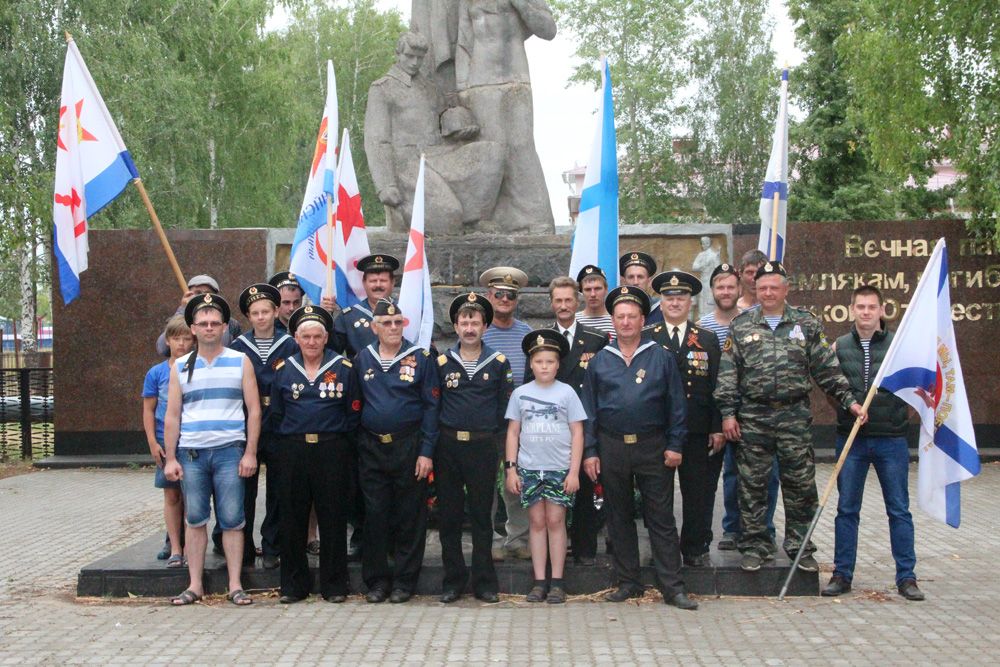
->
[504, 460, 517, 470]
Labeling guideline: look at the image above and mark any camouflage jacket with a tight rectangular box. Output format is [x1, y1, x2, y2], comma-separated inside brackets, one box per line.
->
[714, 303, 856, 418]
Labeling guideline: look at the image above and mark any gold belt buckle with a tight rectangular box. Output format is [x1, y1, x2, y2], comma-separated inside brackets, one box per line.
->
[305, 433, 318, 444]
[624, 434, 638, 444]
[379, 433, 393, 444]
[262, 396, 271, 407]
[457, 431, 471, 442]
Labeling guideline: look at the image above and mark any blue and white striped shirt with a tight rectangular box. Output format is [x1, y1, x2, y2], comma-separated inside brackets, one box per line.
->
[176, 348, 246, 449]
[696, 312, 732, 348]
[483, 319, 532, 388]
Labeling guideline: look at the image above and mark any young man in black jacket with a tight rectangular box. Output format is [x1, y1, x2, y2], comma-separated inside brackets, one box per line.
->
[823, 286, 924, 601]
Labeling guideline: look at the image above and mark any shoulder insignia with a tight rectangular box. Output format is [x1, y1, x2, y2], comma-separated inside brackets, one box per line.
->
[437, 354, 448, 366]
[497, 353, 506, 363]
[422, 349, 430, 357]
[655, 325, 663, 333]
[341, 359, 353, 368]
[723, 337, 732, 353]
[274, 359, 285, 370]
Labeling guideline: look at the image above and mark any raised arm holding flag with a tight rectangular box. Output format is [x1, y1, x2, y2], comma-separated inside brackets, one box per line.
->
[55, 34, 186, 304]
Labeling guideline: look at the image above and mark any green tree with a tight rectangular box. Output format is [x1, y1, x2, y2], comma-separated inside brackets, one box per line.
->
[838, 0, 998, 236]
[685, 0, 776, 224]
[553, 0, 692, 223]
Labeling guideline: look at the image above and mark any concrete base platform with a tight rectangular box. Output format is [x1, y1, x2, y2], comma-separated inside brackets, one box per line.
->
[77, 532, 818, 598]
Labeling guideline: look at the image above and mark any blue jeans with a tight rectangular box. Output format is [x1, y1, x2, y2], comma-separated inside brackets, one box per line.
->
[722, 442, 778, 538]
[179, 442, 246, 530]
[833, 435, 916, 585]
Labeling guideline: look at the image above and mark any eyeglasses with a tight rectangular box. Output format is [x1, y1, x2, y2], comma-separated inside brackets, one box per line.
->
[379, 319, 405, 329]
[195, 321, 224, 329]
[494, 290, 518, 301]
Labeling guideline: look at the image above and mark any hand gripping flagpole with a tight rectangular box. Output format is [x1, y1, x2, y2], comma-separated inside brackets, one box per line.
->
[64, 31, 187, 296]
[777, 382, 877, 600]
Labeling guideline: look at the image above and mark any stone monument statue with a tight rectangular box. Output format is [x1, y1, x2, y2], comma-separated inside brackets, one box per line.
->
[365, 32, 504, 235]
[369, 3, 555, 235]
[692, 236, 721, 316]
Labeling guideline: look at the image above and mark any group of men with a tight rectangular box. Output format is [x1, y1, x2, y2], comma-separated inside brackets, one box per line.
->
[161, 244, 924, 607]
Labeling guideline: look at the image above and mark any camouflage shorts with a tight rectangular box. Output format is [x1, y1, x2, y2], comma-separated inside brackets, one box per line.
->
[518, 468, 574, 509]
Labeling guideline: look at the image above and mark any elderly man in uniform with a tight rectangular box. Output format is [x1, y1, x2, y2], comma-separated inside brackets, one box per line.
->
[480, 266, 533, 561]
[582, 286, 697, 610]
[436, 293, 513, 603]
[619, 251, 661, 324]
[164, 294, 260, 606]
[268, 271, 304, 336]
[353, 298, 440, 603]
[525, 275, 608, 565]
[698, 263, 780, 551]
[644, 270, 723, 567]
[574, 264, 615, 338]
[716, 261, 866, 572]
[322, 253, 400, 559]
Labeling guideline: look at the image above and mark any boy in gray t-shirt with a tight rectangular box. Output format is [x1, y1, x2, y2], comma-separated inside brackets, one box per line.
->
[504, 330, 586, 604]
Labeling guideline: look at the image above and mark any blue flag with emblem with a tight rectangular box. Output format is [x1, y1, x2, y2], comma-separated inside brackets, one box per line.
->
[758, 69, 789, 262]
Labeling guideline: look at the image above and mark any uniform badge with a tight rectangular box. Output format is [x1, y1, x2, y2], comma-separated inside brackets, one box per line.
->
[723, 337, 732, 353]
[580, 352, 594, 369]
[686, 332, 702, 349]
[364, 369, 375, 382]
[752, 333, 760, 342]
[335, 382, 344, 398]
[324, 371, 337, 384]
[743, 334, 753, 344]
[635, 368, 646, 384]
[354, 320, 361, 328]
[362, 320, 370, 328]
[319, 382, 327, 399]
[483, 373, 489, 380]
[292, 383, 304, 399]
[789, 324, 805, 342]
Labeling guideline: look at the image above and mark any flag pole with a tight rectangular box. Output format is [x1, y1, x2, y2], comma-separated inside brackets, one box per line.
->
[777, 382, 878, 600]
[325, 192, 335, 300]
[63, 31, 186, 295]
[132, 178, 188, 294]
[768, 193, 780, 261]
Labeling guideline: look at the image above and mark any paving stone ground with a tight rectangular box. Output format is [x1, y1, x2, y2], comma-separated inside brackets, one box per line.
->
[1, 463, 998, 665]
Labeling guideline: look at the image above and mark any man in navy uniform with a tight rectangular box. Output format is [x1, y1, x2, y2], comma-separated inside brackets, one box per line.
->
[353, 298, 440, 603]
[645, 270, 723, 567]
[326, 254, 400, 357]
[268, 271, 304, 336]
[582, 286, 697, 610]
[619, 251, 661, 324]
[526, 275, 608, 565]
[436, 293, 513, 603]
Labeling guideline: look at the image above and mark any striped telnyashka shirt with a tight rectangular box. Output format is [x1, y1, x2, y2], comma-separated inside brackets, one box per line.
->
[176, 348, 246, 449]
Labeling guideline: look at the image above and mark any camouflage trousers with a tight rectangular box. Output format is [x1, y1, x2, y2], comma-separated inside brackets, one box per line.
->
[736, 401, 818, 559]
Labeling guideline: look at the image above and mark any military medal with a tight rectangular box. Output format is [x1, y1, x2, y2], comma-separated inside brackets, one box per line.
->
[335, 382, 343, 398]
[753, 333, 760, 341]
[354, 321, 361, 328]
[292, 383, 303, 399]
[362, 320, 370, 328]
[483, 373, 489, 380]
[636, 368, 646, 384]
[364, 369, 375, 382]
[319, 382, 327, 399]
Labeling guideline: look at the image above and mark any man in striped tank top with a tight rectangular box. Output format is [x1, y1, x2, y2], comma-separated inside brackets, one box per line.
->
[163, 294, 262, 606]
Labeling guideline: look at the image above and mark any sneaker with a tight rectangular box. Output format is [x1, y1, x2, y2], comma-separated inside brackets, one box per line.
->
[796, 555, 819, 572]
[717, 533, 738, 551]
[740, 553, 762, 572]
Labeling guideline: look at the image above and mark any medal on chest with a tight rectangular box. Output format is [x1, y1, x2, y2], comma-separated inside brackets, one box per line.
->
[635, 368, 646, 384]
[399, 355, 417, 382]
[580, 352, 594, 369]
[446, 371, 460, 388]
[364, 369, 375, 382]
[291, 383, 304, 400]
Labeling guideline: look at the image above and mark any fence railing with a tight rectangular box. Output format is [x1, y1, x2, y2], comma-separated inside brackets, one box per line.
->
[0, 368, 54, 461]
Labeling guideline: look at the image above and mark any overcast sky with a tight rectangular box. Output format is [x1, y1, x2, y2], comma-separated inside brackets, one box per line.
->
[282, 0, 805, 226]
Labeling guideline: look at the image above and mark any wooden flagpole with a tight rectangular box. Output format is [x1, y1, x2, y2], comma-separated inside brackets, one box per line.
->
[777, 382, 878, 600]
[325, 192, 335, 300]
[768, 191, 780, 261]
[64, 32, 186, 295]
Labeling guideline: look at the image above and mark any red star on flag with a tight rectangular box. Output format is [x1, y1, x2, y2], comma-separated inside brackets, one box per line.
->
[58, 99, 98, 151]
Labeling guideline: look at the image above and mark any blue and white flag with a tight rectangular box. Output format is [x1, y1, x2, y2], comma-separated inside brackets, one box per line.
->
[54, 38, 139, 304]
[872, 238, 980, 527]
[290, 60, 337, 305]
[758, 69, 789, 262]
[569, 57, 618, 288]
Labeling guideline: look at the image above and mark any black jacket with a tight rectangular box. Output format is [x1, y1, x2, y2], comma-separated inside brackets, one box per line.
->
[525, 322, 609, 397]
[835, 324, 910, 437]
[644, 321, 722, 435]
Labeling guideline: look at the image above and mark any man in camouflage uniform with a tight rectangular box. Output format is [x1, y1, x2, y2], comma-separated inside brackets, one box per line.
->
[715, 261, 866, 572]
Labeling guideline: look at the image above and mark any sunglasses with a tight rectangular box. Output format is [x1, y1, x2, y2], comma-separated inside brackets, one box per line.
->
[494, 289, 518, 301]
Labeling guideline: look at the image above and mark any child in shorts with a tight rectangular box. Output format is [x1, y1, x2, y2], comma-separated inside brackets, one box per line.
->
[505, 329, 586, 603]
[142, 315, 193, 567]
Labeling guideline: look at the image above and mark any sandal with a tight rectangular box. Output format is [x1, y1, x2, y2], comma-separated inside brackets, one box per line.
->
[546, 586, 567, 604]
[525, 585, 547, 603]
[170, 589, 202, 606]
[165, 554, 185, 568]
[227, 589, 253, 606]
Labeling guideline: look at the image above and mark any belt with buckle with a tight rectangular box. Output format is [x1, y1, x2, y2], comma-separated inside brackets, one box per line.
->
[440, 426, 493, 443]
[751, 396, 805, 410]
[305, 433, 319, 444]
[599, 427, 661, 445]
[365, 425, 419, 444]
